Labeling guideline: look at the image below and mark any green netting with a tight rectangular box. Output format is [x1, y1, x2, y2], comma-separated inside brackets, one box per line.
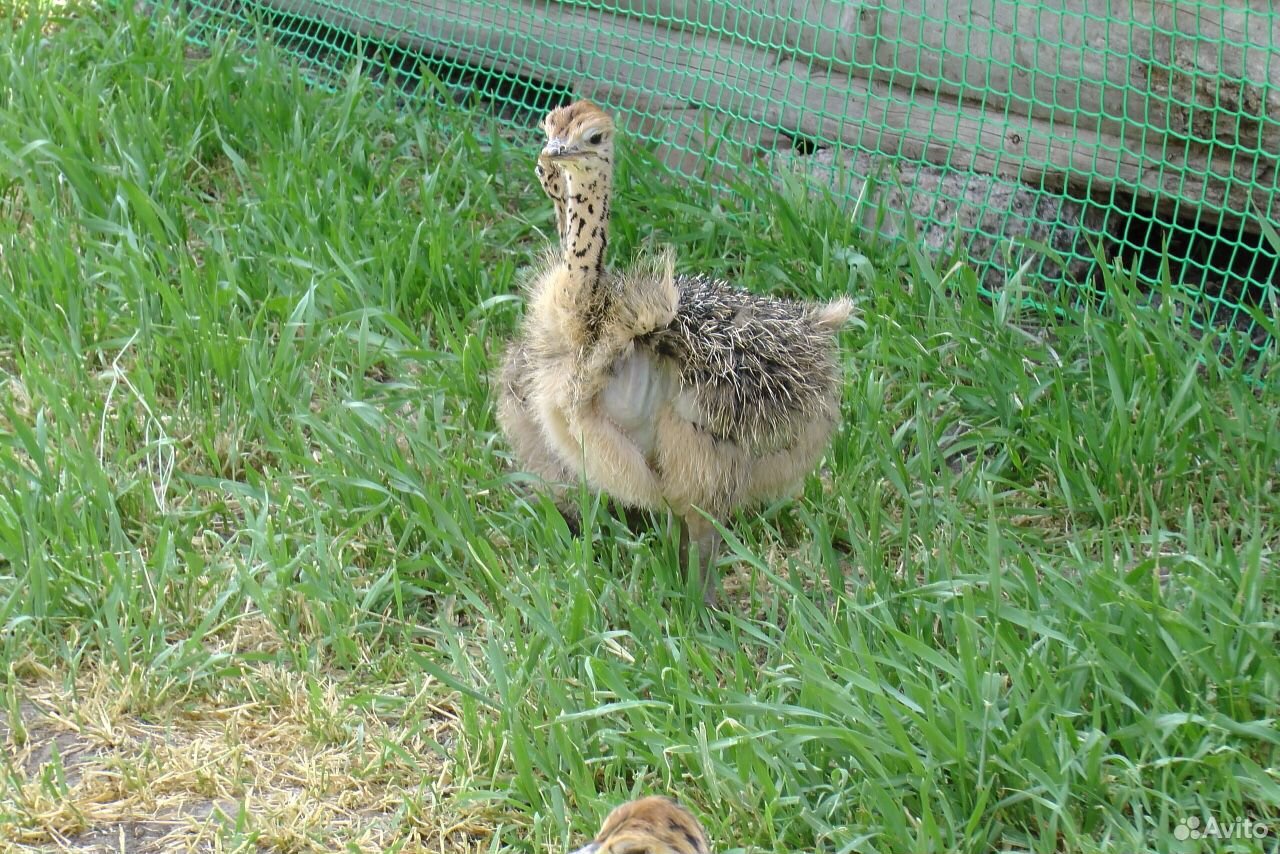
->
[182, 0, 1279, 361]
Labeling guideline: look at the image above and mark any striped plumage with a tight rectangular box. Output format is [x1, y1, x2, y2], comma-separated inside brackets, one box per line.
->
[643, 271, 847, 454]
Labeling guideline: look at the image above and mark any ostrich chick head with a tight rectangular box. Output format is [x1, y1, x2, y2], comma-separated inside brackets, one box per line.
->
[540, 100, 615, 179]
[568, 797, 710, 854]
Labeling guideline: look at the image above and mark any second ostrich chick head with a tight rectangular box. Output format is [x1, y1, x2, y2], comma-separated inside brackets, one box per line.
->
[568, 797, 710, 854]
[541, 100, 615, 180]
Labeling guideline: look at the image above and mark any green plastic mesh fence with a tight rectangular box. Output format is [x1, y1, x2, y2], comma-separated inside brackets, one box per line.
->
[182, 0, 1280, 362]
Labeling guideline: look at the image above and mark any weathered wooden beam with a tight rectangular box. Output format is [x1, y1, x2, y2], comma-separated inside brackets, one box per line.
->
[223, 0, 1279, 229]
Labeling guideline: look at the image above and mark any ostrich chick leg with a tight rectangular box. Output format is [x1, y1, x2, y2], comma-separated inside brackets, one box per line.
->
[679, 512, 723, 606]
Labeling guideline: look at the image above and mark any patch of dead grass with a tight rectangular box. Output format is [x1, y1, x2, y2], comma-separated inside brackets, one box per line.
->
[0, 649, 492, 852]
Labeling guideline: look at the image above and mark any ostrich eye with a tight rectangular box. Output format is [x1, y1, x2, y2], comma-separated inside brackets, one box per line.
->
[588, 132, 604, 145]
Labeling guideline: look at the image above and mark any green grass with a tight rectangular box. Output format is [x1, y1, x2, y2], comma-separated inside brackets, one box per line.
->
[1, 3, 1278, 852]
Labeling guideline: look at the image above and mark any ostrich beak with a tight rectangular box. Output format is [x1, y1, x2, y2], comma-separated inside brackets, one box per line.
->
[542, 139, 585, 161]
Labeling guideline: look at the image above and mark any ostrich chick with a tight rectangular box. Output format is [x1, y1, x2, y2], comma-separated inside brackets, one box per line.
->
[496, 100, 851, 602]
[569, 796, 711, 854]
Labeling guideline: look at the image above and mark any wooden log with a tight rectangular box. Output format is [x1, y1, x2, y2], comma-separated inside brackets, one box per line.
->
[575, 1, 1280, 153]
[227, 0, 1279, 230]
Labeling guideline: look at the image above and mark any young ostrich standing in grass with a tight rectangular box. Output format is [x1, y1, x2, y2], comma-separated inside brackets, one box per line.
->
[568, 796, 712, 854]
[496, 100, 851, 603]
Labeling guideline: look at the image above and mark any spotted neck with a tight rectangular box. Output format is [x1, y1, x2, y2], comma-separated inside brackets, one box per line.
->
[534, 156, 567, 253]
[559, 163, 612, 305]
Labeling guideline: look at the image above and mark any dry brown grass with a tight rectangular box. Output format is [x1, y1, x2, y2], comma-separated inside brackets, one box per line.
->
[0, 642, 495, 853]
